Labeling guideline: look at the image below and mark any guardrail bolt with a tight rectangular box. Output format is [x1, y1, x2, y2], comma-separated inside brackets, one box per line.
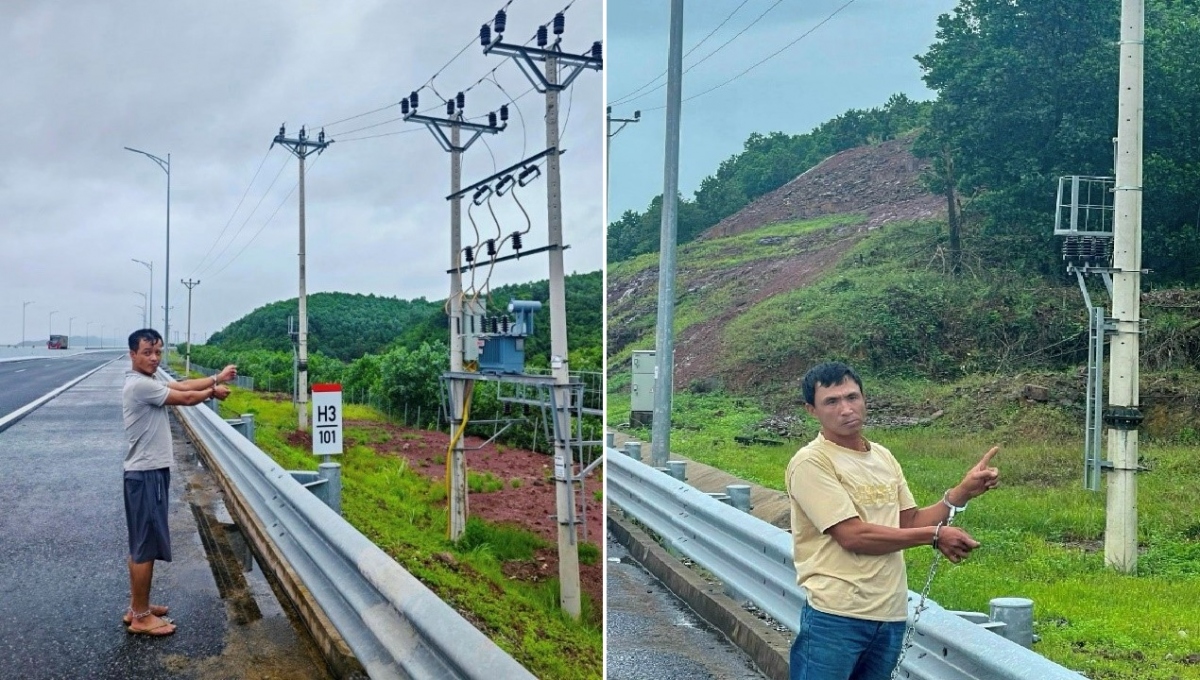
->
[666, 460, 687, 481]
[989, 597, 1035, 648]
[725, 484, 752, 512]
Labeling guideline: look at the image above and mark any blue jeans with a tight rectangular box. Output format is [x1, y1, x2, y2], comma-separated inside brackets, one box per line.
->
[790, 599, 906, 680]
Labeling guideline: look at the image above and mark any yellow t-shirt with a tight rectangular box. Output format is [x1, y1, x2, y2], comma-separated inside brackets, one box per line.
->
[785, 433, 917, 621]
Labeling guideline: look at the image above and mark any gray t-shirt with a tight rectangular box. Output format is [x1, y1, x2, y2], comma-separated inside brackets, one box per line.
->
[123, 370, 171, 471]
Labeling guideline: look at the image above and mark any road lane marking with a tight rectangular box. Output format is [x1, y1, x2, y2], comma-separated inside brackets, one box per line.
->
[0, 358, 120, 432]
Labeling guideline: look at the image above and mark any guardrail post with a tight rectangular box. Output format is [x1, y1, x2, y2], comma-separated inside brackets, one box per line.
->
[666, 460, 687, 481]
[706, 492, 731, 505]
[319, 462, 342, 515]
[990, 597, 1035, 648]
[726, 484, 752, 512]
[623, 441, 642, 462]
[205, 398, 218, 413]
[241, 413, 255, 443]
[605, 432, 615, 448]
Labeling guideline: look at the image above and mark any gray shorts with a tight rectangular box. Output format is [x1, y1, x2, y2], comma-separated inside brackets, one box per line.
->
[124, 468, 172, 563]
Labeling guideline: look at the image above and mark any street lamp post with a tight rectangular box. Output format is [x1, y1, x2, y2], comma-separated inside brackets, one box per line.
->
[68, 317, 76, 347]
[100, 325, 105, 349]
[132, 259, 153, 329]
[134, 291, 147, 327]
[125, 147, 170, 360]
[49, 310, 58, 341]
[21, 301, 34, 348]
[86, 321, 95, 348]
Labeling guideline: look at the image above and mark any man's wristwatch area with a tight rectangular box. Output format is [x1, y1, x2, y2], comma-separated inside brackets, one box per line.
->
[941, 489, 968, 519]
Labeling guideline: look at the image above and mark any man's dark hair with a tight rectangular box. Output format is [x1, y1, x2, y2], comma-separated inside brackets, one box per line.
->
[128, 328, 163, 351]
[802, 361, 864, 405]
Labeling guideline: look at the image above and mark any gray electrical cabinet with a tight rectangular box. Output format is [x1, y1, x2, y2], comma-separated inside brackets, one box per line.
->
[630, 350, 655, 427]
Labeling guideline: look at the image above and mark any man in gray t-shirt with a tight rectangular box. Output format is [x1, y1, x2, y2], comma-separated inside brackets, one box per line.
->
[122, 328, 236, 636]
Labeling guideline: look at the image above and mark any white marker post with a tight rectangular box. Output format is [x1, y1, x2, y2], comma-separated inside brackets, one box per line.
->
[311, 383, 343, 514]
[312, 383, 343, 456]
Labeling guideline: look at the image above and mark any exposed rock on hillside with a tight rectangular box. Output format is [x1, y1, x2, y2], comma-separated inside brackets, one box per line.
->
[701, 136, 944, 241]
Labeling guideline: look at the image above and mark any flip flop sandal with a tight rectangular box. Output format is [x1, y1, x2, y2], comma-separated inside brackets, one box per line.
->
[122, 605, 169, 624]
[126, 620, 177, 637]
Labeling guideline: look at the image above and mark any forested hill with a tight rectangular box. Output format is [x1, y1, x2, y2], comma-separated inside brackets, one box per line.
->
[607, 94, 932, 264]
[207, 270, 602, 366]
[612, 0, 1200, 285]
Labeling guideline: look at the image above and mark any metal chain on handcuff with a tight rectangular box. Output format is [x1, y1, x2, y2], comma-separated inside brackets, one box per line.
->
[889, 493, 966, 680]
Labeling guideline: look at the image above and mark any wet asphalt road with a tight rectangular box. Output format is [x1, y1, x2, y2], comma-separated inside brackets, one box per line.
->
[0, 351, 126, 422]
[0, 359, 330, 679]
[606, 533, 767, 680]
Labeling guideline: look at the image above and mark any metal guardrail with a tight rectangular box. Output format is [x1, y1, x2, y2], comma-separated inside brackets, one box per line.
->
[175, 401, 537, 680]
[607, 448, 1089, 680]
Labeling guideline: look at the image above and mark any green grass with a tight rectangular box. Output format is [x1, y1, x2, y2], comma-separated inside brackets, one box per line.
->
[618, 390, 1200, 679]
[212, 388, 601, 679]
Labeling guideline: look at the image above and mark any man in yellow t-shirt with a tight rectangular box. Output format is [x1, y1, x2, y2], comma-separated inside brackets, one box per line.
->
[786, 362, 1000, 680]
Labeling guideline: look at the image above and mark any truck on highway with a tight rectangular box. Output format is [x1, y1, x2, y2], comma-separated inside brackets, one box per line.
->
[47, 334, 68, 350]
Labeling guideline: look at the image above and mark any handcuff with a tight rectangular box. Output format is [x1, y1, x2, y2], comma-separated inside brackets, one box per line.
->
[941, 489, 968, 521]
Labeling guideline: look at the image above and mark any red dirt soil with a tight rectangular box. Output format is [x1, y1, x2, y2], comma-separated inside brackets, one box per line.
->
[328, 421, 604, 609]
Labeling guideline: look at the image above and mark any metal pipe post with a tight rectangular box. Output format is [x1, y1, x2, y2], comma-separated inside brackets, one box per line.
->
[651, 0, 684, 469]
[1105, 0, 1144, 573]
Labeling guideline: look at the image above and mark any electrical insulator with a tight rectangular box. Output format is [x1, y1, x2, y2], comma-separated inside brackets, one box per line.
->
[592, 41, 602, 60]
[536, 25, 548, 47]
[518, 164, 540, 186]
[456, 91, 465, 110]
[500, 104, 509, 122]
[410, 91, 419, 108]
[553, 12, 565, 35]
[401, 99, 410, 114]
[278, 124, 286, 137]
[473, 185, 491, 205]
[523, 404, 531, 416]
[503, 402, 512, 415]
[480, 23, 491, 46]
[445, 100, 454, 115]
[488, 112, 497, 127]
[486, 239, 497, 257]
[494, 9, 506, 34]
[465, 246, 474, 263]
[501, 316, 510, 333]
[511, 231, 523, 252]
[496, 175, 515, 195]
[299, 125, 306, 140]
[318, 129, 325, 144]
[490, 317, 500, 333]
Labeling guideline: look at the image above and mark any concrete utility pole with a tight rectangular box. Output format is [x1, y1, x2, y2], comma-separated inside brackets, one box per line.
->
[182, 279, 200, 375]
[483, 8, 602, 619]
[605, 106, 641, 205]
[651, 0, 685, 469]
[402, 89, 504, 541]
[1105, 0, 1145, 573]
[272, 125, 332, 431]
[124, 148, 169, 361]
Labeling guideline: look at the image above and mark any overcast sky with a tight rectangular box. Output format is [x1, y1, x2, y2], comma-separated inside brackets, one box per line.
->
[606, 0, 957, 219]
[1, 0, 602, 347]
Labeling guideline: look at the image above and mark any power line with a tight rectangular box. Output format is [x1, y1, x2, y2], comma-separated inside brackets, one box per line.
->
[188, 146, 272, 277]
[337, 128, 424, 143]
[194, 155, 291, 278]
[644, 0, 856, 112]
[609, 0, 752, 106]
[208, 155, 325, 279]
[315, 102, 401, 132]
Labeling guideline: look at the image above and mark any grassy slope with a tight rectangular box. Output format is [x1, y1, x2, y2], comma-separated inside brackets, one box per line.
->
[607, 213, 1200, 679]
[206, 386, 602, 680]
[610, 390, 1200, 680]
